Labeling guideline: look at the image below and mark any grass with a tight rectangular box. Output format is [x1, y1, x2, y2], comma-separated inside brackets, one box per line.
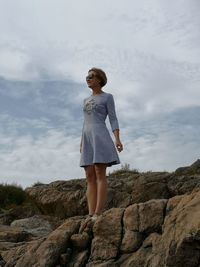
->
[0, 183, 28, 209]
[108, 163, 139, 177]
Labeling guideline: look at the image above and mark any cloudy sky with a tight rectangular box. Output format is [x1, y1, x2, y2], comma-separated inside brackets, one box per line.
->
[0, 0, 200, 188]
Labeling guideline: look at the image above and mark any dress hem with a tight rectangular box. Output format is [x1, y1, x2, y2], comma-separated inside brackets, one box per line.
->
[80, 160, 120, 168]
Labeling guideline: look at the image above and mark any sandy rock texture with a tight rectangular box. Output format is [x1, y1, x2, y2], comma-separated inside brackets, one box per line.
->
[0, 159, 200, 266]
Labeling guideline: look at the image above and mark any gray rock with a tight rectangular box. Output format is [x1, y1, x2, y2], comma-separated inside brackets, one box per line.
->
[11, 215, 54, 237]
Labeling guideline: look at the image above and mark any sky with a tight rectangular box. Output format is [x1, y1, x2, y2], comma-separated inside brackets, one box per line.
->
[0, 0, 200, 188]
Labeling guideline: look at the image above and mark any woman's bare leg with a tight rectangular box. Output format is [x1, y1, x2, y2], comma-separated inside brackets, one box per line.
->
[94, 163, 107, 215]
[84, 165, 97, 215]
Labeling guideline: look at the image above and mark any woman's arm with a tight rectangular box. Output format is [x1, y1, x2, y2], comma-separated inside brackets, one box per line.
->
[107, 94, 123, 152]
[113, 129, 123, 152]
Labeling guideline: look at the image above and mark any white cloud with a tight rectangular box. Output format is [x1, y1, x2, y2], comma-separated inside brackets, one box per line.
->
[0, 0, 200, 187]
[0, 128, 83, 188]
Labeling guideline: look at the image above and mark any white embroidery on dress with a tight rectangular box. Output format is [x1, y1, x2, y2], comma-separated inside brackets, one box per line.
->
[84, 99, 97, 114]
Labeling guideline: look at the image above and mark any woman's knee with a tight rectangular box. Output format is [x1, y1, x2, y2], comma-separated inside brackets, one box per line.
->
[94, 164, 107, 180]
[85, 166, 96, 183]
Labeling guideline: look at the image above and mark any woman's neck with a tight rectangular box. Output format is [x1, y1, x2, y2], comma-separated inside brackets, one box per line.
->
[91, 87, 103, 95]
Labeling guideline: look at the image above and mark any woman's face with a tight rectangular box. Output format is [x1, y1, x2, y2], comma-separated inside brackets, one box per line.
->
[86, 71, 101, 89]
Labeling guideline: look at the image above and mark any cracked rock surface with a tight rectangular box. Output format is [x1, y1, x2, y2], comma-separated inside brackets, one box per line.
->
[1, 159, 200, 266]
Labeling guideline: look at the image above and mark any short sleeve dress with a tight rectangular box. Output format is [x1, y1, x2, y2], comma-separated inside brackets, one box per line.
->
[80, 91, 120, 167]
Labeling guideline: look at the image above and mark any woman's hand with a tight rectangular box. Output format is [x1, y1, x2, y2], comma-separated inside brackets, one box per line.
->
[80, 143, 82, 153]
[115, 140, 123, 152]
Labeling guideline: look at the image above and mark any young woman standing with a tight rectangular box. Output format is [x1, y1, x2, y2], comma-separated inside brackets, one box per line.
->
[80, 67, 123, 220]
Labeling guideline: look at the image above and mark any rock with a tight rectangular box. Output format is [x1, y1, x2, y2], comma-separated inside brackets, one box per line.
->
[0, 254, 6, 267]
[131, 172, 171, 203]
[116, 246, 152, 267]
[142, 232, 161, 248]
[138, 199, 168, 234]
[175, 159, 200, 175]
[120, 230, 143, 253]
[147, 189, 200, 267]
[90, 208, 124, 262]
[0, 225, 32, 243]
[0, 203, 40, 225]
[59, 248, 72, 265]
[2, 217, 81, 267]
[10, 215, 54, 237]
[1, 160, 200, 266]
[2, 188, 200, 266]
[25, 180, 88, 219]
[1, 238, 45, 267]
[68, 250, 89, 267]
[167, 174, 200, 196]
[23, 161, 200, 221]
[86, 260, 117, 267]
[123, 199, 167, 234]
[71, 232, 90, 250]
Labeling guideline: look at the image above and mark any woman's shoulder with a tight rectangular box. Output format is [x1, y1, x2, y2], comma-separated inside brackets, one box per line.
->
[102, 91, 113, 98]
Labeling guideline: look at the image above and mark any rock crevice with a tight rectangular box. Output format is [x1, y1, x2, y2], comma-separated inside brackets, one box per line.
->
[1, 159, 200, 266]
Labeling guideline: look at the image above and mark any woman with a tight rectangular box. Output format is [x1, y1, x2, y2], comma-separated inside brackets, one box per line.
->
[80, 67, 123, 220]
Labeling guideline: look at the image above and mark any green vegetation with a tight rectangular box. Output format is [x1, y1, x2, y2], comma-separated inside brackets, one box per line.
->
[32, 181, 45, 187]
[108, 163, 139, 177]
[0, 183, 27, 209]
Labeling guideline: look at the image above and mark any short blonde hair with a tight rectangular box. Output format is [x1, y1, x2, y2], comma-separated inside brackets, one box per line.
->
[89, 67, 107, 87]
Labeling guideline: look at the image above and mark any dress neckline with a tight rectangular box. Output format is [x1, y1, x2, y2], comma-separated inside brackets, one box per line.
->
[91, 91, 105, 97]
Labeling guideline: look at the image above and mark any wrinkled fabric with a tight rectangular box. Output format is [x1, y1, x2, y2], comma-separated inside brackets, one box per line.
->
[80, 92, 120, 167]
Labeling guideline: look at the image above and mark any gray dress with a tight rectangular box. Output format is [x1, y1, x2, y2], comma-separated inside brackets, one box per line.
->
[80, 91, 120, 167]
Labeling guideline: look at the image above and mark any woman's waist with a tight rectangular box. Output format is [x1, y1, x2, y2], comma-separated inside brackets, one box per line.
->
[83, 122, 107, 130]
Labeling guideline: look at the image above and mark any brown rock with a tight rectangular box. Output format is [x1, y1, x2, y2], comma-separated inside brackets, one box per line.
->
[2, 238, 45, 267]
[86, 260, 117, 267]
[120, 230, 143, 253]
[142, 232, 161, 248]
[116, 246, 152, 267]
[25, 180, 87, 219]
[1, 160, 200, 267]
[123, 199, 167, 234]
[0, 225, 32, 243]
[68, 250, 88, 267]
[131, 172, 170, 203]
[2, 217, 81, 267]
[90, 208, 124, 261]
[138, 199, 167, 234]
[123, 203, 139, 231]
[175, 159, 200, 175]
[59, 248, 72, 265]
[147, 189, 200, 267]
[71, 232, 90, 250]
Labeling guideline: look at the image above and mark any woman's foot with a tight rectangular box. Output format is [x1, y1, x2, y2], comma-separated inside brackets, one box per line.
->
[91, 213, 102, 221]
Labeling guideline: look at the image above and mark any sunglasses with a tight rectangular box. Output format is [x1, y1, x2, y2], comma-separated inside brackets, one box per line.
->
[86, 74, 95, 81]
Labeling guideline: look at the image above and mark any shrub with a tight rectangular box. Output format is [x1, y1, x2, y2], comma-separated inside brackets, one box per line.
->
[0, 183, 27, 209]
[108, 163, 139, 177]
[32, 181, 45, 187]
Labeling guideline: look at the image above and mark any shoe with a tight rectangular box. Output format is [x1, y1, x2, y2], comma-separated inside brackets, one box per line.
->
[91, 214, 97, 221]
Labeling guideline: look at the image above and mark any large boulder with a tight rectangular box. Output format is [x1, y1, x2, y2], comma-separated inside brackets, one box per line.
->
[25, 180, 88, 219]
[10, 215, 56, 238]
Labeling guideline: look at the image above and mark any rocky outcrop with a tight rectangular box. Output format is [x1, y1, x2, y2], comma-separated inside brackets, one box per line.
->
[25, 160, 200, 219]
[0, 159, 200, 266]
[1, 189, 200, 266]
[25, 180, 88, 219]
